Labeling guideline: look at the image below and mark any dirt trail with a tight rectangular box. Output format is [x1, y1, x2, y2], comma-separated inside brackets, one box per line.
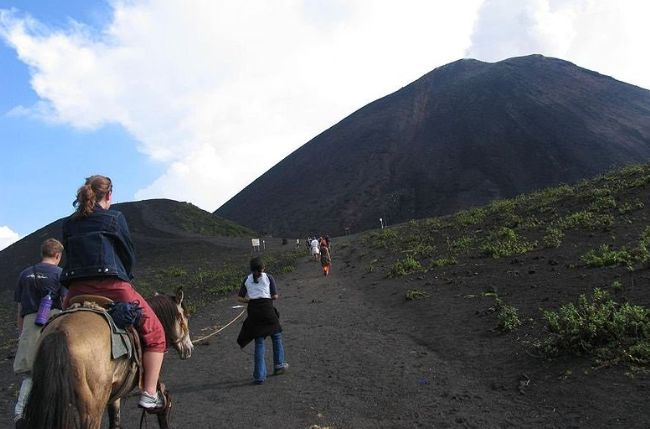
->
[108, 242, 545, 428]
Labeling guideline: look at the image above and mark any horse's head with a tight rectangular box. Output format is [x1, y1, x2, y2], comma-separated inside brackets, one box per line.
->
[150, 287, 194, 360]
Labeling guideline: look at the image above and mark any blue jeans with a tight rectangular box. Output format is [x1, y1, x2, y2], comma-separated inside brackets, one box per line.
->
[254, 332, 285, 382]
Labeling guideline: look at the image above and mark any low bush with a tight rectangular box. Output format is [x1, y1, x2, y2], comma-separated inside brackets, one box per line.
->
[543, 226, 564, 248]
[449, 235, 474, 253]
[480, 227, 536, 258]
[495, 298, 522, 332]
[588, 195, 617, 212]
[618, 199, 645, 214]
[581, 244, 632, 268]
[430, 256, 457, 268]
[390, 256, 422, 277]
[557, 210, 614, 231]
[376, 228, 399, 248]
[405, 289, 430, 301]
[541, 288, 650, 360]
[454, 207, 486, 226]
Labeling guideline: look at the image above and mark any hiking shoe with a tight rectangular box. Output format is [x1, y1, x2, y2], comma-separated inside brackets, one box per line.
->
[273, 363, 289, 375]
[138, 391, 164, 409]
[253, 379, 265, 385]
[14, 417, 26, 429]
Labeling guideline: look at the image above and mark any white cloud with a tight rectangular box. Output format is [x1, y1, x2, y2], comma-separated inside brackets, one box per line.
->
[0, 1, 482, 211]
[0, 225, 21, 251]
[466, 0, 650, 90]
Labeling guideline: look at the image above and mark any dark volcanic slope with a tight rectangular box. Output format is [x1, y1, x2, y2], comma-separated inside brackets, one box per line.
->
[0, 199, 254, 293]
[216, 54, 650, 236]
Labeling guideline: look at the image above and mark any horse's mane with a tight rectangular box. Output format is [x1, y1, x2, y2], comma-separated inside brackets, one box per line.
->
[149, 293, 183, 343]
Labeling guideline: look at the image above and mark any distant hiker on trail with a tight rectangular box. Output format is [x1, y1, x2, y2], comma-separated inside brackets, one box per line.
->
[61, 175, 167, 411]
[237, 257, 288, 384]
[320, 242, 332, 276]
[13, 238, 66, 425]
[310, 237, 320, 261]
[319, 234, 331, 254]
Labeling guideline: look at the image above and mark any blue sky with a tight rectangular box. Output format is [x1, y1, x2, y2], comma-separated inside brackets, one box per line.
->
[1, 0, 649, 250]
[0, 0, 163, 245]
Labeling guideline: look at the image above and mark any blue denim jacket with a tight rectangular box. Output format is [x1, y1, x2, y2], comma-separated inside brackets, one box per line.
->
[61, 205, 135, 286]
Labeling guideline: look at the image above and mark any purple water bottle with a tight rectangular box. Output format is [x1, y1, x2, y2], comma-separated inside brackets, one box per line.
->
[34, 292, 53, 326]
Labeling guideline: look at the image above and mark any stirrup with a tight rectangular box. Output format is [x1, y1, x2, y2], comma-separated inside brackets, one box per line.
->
[142, 383, 172, 414]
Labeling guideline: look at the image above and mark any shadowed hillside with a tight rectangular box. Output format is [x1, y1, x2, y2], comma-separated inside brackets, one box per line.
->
[0, 199, 256, 296]
[216, 54, 650, 236]
[360, 160, 650, 368]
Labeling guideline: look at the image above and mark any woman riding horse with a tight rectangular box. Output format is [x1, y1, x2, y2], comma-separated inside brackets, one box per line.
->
[23, 288, 193, 429]
[60, 175, 168, 409]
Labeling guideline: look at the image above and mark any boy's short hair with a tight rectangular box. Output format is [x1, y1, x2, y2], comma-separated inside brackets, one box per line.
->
[41, 238, 64, 258]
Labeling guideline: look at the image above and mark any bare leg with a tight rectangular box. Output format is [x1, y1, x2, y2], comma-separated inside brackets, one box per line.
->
[143, 351, 164, 394]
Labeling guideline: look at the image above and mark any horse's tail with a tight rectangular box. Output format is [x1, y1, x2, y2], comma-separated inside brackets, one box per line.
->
[24, 329, 81, 429]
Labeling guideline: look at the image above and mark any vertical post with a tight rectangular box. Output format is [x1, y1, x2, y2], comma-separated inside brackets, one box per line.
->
[379, 218, 384, 229]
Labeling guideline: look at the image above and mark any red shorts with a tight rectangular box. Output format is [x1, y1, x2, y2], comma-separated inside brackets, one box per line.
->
[64, 278, 167, 353]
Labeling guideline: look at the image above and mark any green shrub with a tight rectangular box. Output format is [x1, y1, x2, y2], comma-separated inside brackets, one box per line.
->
[557, 210, 614, 231]
[534, 184, 575, 206]
[430, 256, 457, 267]
[449, 235, 474, 253]
[422, 217, 445, 230]
[495, 212, 524, 228]
[581, 244, 632, 268]
[628, 175, 650, 189]
[390, 256, 422, 277]
[376, 228, 398, 248]
[480, 227, 536, 258]
[541, 288, 650, 358]
[405, 289, 430, 301]
[264, 250, 303, 274]
[408, 243, 435, 258]
[487, 198, 517, 215]
[200, 266, 247, 295]
[637, 227, 650, 260]
[520, 215, 543, 229]
[618, 199, 645, 214]
[495, 298, 522, 332]
[543, 227, 564, 248]
[629, 341, 650, 364]
[454, 208, 486, 226]
[589, 195, 617, 212]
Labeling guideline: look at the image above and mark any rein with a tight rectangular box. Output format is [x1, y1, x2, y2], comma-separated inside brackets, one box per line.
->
[191, 309, 246, 345]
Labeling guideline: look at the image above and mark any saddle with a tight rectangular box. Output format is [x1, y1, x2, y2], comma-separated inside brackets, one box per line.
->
[56, 295, 144, 404]
[65, 295, 171, 414]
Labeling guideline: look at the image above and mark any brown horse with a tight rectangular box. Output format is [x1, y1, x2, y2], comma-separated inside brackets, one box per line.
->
[23, 287, 193, 429]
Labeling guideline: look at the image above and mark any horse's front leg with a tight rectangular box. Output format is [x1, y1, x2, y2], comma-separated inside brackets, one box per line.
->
[107, 399, 122, 429]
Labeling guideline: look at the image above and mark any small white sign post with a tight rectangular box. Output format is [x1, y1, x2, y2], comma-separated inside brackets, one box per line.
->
[251, 238, 260, 252]
[379, 217, 384, 229]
